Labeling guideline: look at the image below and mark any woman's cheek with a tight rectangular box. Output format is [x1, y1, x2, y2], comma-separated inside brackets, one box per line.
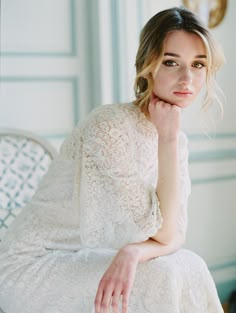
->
[196, 71, 206, 87]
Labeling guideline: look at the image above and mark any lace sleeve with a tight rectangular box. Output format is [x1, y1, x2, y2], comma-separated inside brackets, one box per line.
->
[79, 106, 163, 248]
[178, 132, 191, 236]
[26, 128, 83, 228]
[59, 127, 82, 160]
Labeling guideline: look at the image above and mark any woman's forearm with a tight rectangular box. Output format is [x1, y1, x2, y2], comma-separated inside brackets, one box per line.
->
[152, 137, 181, 244]
[148, 98, 182, 245]
[122, 235, 184, 264]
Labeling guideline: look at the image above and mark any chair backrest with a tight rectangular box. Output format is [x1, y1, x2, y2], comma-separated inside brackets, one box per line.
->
[0, 128, 58, 239]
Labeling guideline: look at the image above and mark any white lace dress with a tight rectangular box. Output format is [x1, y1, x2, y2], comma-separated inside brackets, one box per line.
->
[0, 103, 223, 313]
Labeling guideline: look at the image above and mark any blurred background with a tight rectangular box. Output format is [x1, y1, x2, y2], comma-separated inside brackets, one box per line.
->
[0, 0, 235, 303]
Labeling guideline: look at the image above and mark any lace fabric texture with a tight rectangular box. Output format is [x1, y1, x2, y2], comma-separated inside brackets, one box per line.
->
[0, 103, 223, 313]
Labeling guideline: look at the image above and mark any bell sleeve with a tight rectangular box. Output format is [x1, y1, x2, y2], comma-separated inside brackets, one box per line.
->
[78, 107, 163, 248]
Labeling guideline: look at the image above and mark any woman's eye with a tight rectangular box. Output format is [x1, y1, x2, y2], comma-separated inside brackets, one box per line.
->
[163, 60, 177, 67]
[193, 62, 205, 69]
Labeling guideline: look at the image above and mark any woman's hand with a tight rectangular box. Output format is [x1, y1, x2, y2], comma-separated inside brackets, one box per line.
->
[149, 93, 181, 142]
[94, 245, 139, 313]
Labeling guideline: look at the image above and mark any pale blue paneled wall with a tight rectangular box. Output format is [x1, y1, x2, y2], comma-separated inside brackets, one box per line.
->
[0, 0, 78, 150]
[77, 0, 147, 109]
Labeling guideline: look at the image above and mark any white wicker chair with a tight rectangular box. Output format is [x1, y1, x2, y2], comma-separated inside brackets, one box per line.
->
[0, 128, 57, 240]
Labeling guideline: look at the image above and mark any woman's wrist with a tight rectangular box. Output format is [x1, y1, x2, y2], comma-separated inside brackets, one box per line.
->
[120, 244, 142, 264]
[158, 133, 179, 144]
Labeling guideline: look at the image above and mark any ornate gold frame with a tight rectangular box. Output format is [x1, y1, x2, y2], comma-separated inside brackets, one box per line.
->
[182, 0, 227, 28]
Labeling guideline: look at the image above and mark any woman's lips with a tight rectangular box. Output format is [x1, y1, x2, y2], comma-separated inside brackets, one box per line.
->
[173, 91, 193, 97]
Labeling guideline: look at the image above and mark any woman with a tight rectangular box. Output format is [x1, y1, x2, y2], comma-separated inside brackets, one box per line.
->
[0, 7, 224, 313]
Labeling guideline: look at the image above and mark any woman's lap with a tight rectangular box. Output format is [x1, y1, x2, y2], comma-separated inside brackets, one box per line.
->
[0, 248, 221, 313]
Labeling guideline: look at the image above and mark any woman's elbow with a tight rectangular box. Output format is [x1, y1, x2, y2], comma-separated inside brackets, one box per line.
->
[151, 230, 186, 247]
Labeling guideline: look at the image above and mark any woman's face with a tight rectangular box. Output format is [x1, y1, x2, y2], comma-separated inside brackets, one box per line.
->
[152, 30, 207, 108]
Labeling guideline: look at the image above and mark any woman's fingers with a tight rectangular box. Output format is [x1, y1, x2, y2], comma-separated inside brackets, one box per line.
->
[94, 246, 139, 312]
[94, 283, 103, 313]
[95, 280, 123, 313]
[122, 288, 131, 313]
[95, 287, 124, 313]
[112, 287, 123, 313]
[101, 286, 113, 313]
[150, 91, 159, 102]
[148, 96, 181, 141]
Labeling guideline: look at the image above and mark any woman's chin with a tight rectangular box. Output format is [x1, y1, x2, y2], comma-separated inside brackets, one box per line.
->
[153, 94, 193, 108]
[175, 102, 191, 109]
[170, 98, 193, 108]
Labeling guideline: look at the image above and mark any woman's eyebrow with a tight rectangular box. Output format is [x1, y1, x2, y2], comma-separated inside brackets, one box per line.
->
[195, 54, 207, 59]
[164, 52, 207, 58]
[164, 52, 180, 57]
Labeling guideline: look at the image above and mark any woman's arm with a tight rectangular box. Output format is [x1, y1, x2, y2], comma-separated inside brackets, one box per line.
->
[151, 137, 181, 244]
[94, 99, 186, 313]
[125, 234, 184, 263]
[94, 235, 184, 313]
[149, 98, 182, 245]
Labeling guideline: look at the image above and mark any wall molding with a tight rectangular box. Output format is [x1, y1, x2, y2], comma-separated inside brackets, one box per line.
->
[192, 174, 236, 185]
[210, 259, 236, 272]
[216, 279, 236, 303]
[188, 133, 236, 183]
[190, 149, 236, 163]
[188, 132, 236, 141]
[0, 0, 77, 57]
[0, 76, 79, 126]
[137, 0, 147, 28]
[110, 0, 123, 103]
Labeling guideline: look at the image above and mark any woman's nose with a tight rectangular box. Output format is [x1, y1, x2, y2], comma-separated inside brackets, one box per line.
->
[179, 67, 193, 85]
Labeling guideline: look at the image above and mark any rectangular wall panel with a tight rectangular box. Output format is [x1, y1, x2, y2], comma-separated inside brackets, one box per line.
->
[186, 180, 236, 264]
[0, 79, 77, 134]
[1, 0, 74, 55]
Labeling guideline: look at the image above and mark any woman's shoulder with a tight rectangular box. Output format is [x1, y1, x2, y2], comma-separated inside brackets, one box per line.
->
[80, 102, 139, 131]
[85, 102, 136, 121]
[59, 104, 135, 154]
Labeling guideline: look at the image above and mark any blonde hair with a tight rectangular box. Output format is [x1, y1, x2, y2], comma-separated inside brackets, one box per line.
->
[134, 7, 225, 115]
